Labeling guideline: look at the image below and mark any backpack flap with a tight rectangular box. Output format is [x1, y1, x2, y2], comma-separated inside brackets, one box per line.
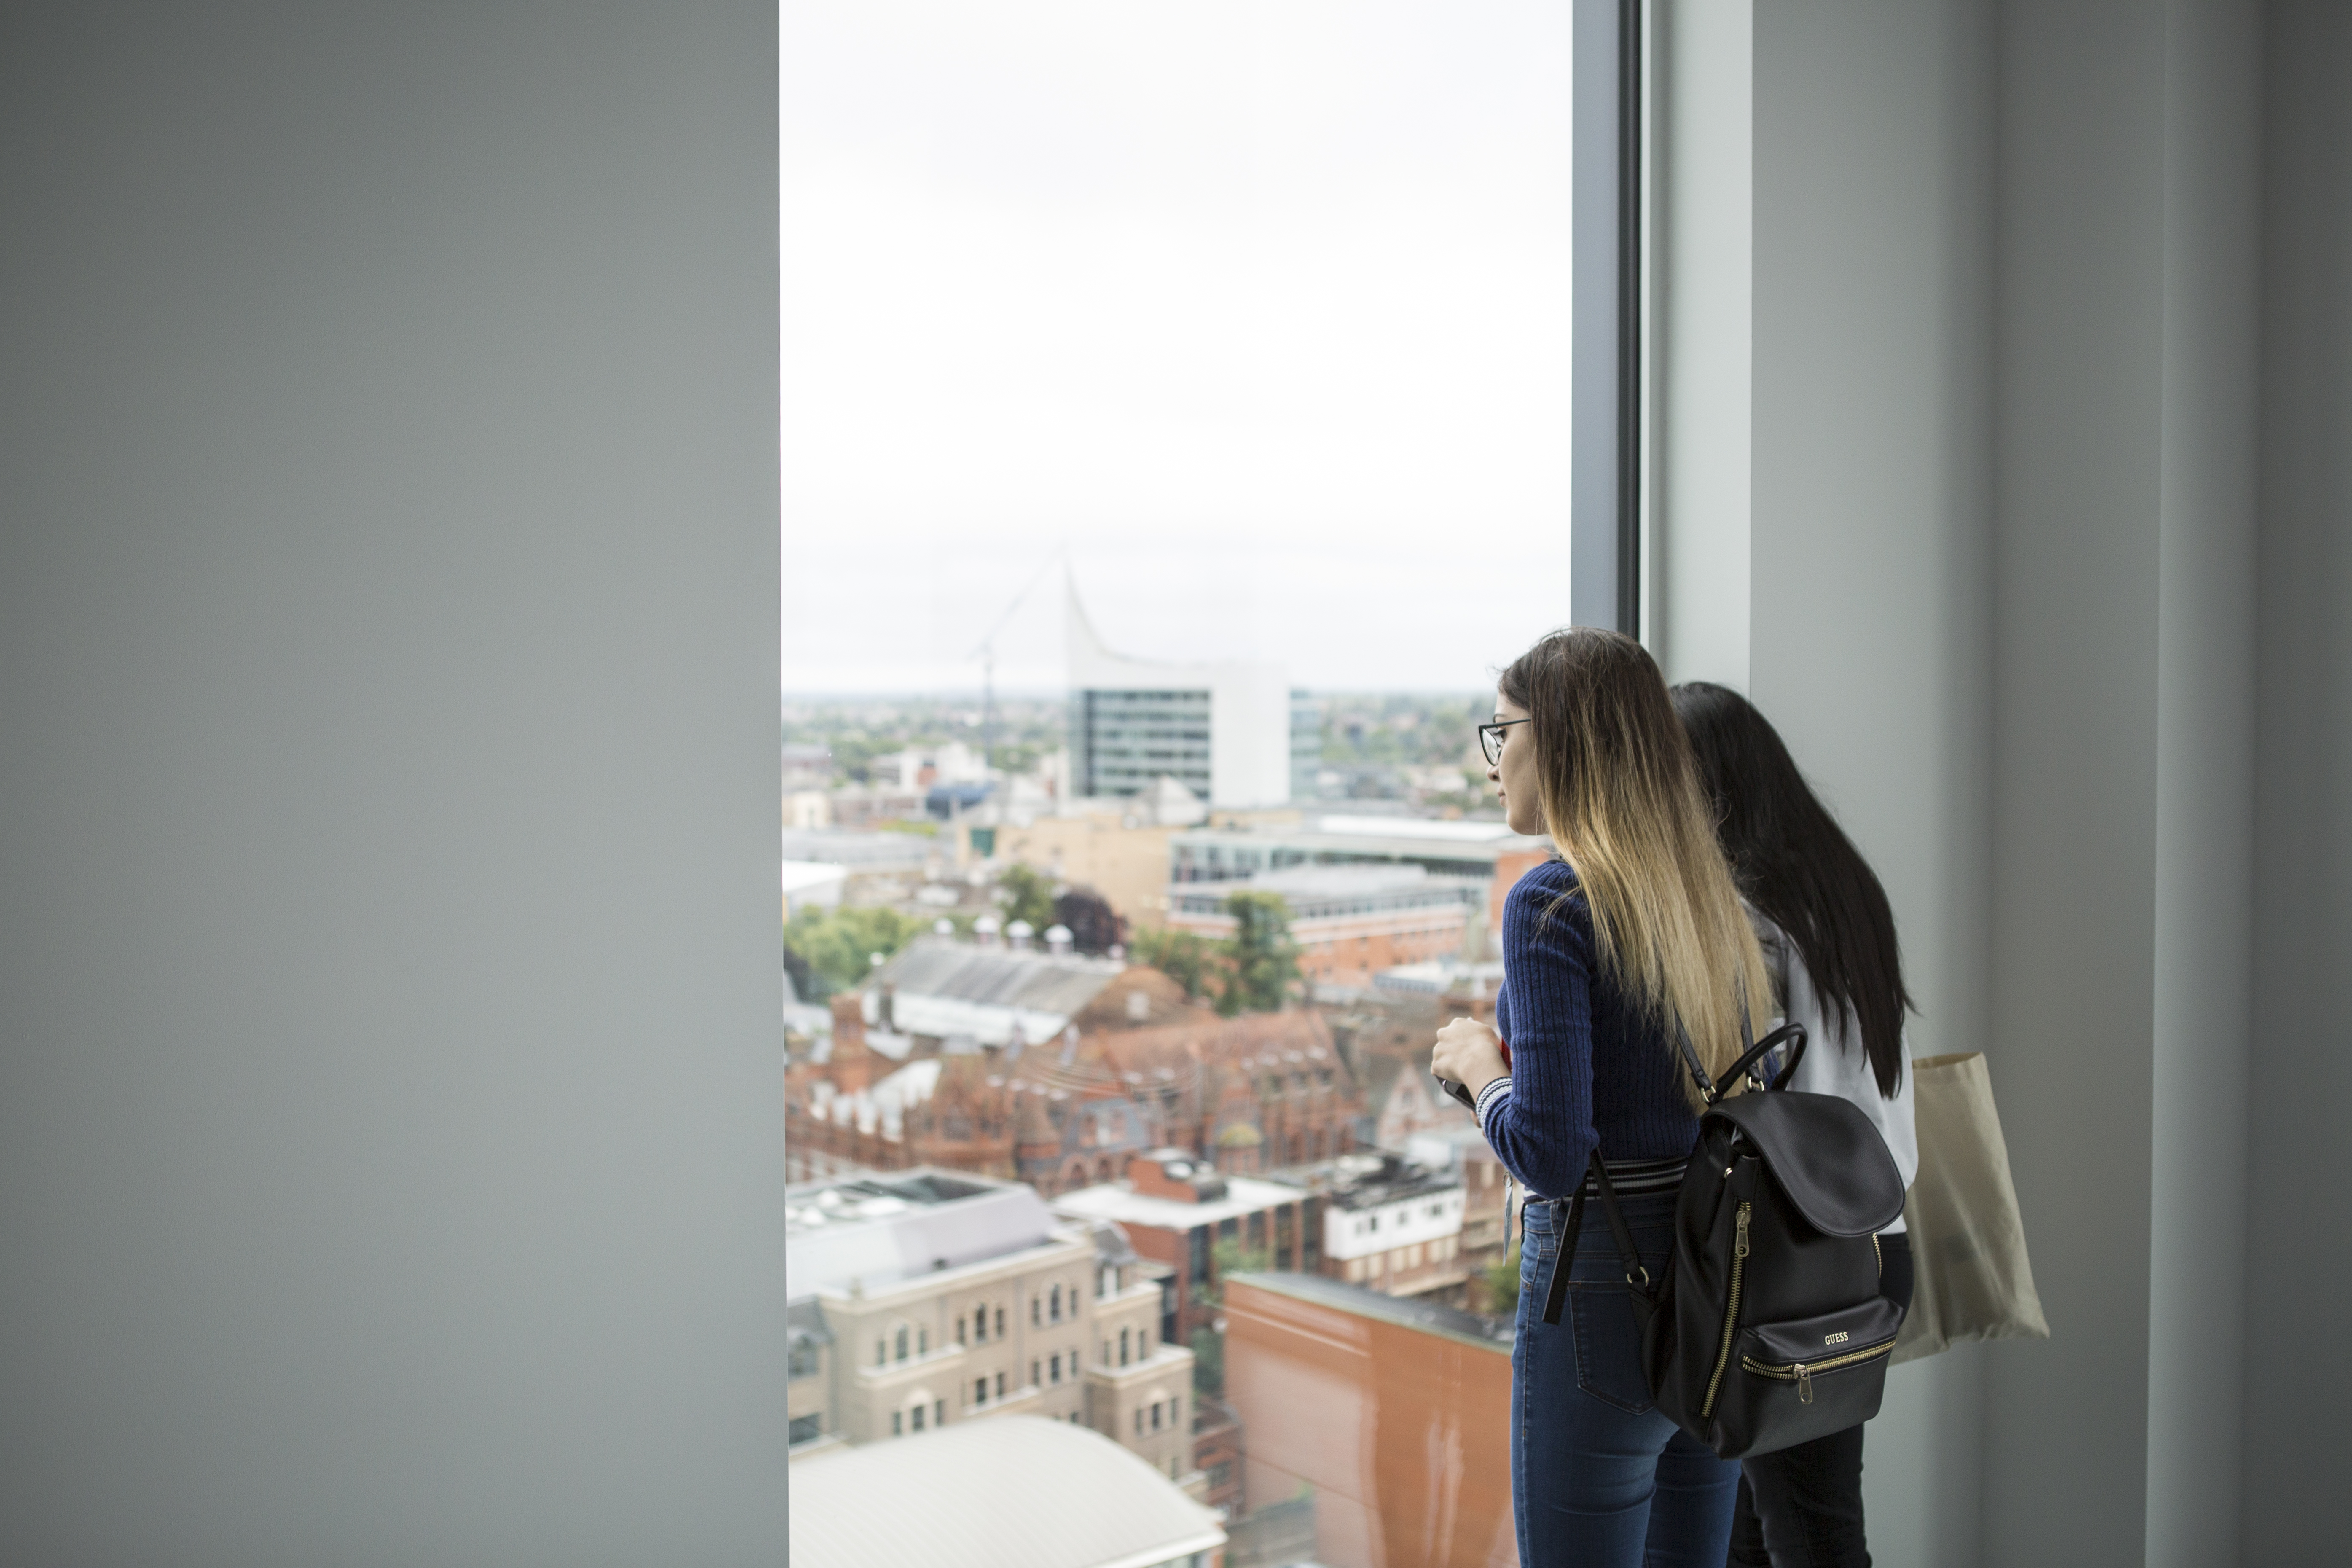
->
[1706, 1092, 1905, 1237]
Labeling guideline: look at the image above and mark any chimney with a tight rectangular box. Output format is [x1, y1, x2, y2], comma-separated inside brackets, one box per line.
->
[1006, 919, 1034, 952]
[829, 993, 875, 1095]
[974, 914, 1001, 948]
[1044, 923, 1074, 956]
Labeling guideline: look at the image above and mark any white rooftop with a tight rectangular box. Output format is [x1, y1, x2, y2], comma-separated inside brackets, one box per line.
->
[786, 1171, 1068, 1297]
[1312, 814, 1528, 843]
[789, 1416, 1225, 1568]
[1053, 1172, 1311, 1232]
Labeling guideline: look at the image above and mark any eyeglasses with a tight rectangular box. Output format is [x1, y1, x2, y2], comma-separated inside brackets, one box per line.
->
[1478, 719, 1531, 767]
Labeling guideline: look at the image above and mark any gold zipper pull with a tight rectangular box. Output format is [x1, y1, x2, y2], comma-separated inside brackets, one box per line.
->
[1734, 1204, 1751, 1259]
[1796, 1363, 1812, 1404]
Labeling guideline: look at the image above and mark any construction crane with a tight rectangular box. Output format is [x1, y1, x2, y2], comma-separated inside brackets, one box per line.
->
[967, 549, 1064, 779]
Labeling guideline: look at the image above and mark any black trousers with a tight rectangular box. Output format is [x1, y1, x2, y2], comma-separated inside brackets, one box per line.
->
[1726, 1234, 1915, 1568]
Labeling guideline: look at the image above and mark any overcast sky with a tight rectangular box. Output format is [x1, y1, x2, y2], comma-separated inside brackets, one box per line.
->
[783, 0, 1576, 695]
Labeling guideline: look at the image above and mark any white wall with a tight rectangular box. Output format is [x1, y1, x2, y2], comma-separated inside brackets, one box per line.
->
[0, 5, 788, 1562]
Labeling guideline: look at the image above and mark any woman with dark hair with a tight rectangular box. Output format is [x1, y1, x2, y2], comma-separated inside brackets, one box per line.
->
[1668, 681, 1918, 1568]
[1431, 628, 1772, 1568]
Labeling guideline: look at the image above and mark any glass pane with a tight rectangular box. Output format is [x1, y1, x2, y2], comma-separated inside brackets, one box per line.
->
[784, 4, 1572, 1565]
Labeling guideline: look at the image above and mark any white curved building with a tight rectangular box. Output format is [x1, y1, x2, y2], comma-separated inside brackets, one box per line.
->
[1066, 578, 1303, 809]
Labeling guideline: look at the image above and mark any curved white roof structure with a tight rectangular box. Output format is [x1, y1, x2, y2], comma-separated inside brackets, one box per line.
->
[789, 1415, 1226, 1568]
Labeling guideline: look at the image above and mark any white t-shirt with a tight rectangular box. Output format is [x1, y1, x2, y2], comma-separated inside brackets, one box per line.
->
[1753, 914, 1919, 1234]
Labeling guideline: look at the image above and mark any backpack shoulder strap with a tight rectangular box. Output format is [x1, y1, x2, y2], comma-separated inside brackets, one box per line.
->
[1539, 1149, 1652, 1326]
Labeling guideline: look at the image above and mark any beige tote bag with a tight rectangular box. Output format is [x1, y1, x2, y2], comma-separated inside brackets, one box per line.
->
[1890, 1052, 2050, 1364]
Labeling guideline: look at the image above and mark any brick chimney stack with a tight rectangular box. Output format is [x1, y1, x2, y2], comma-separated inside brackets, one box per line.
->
[829, 993, 875, 1096]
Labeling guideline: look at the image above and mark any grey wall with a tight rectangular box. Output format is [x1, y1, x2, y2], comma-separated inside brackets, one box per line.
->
[1981, 3, 2169, 1559]
[0, 5, 788, 1563]
[1678, 1, 2323, 1563]
[2145, 2, 2260, 1563]
[2243, 3, 2352, 1563]
[1747, 6, 1995, 1564]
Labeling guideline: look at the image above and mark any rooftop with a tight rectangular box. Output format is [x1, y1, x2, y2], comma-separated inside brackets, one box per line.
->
[867, 936, 1127, 1047]
[1373, 959, 1506, 996]
[785, 1169, 1072, 1297]
[1278, 1152, 1461, 1211]
[1053, 1171, 1313, 1232]
[789, 1415, 1227, 1568]
[779, 827, 937, 867]
[1227, 1270, 1512, 1353]
[1171, 816, 1550, 859]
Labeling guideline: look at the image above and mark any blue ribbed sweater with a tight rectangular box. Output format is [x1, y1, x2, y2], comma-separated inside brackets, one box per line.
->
[1479, 858, 1705, 1198]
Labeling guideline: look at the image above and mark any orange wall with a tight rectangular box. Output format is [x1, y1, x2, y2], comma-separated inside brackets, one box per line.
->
[1223, 1279, 1515, 1568]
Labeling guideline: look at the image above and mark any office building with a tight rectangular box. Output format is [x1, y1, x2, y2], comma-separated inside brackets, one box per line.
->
[1066, 580, 1294, 808]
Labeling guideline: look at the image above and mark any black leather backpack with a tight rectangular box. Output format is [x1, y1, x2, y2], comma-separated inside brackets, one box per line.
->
[1545, 1020, 1908, 1459]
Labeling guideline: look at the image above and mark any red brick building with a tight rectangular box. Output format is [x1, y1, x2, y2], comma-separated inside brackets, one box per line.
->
[1223, 1273, 1514, 1568]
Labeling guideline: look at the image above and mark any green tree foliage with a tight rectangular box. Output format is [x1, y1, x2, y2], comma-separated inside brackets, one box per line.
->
[1130, 925, 1216, 1001]
[1218, 890, 1301, 1015]
[994, 862, 1059, 933]
[1189, 1237, 1273, 1396]
[1189, 1325, 1224, 1396]
[782, 905, 925, 998]
[1483, 1238, 1522, 1317]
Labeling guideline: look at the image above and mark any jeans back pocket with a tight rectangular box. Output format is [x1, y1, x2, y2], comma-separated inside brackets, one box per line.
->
[1568, 1281, 1655, 1414]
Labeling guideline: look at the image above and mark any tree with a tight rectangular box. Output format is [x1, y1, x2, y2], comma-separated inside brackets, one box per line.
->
[782, 905, 925, 998]
[1482, 1238, 1522, 1317]
[1219, 890, 1301, 1014]
[1190, 1236, 1272, 1396]
[1130, 925, 1216, 1001]
[994, 862, 1059, 934]
[1053, 887, 1125, 954]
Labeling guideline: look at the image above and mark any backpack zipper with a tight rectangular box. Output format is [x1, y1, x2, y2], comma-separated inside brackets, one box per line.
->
[1740, 1336, 1898, 1404]
[1701, 1201, 1752, 1419]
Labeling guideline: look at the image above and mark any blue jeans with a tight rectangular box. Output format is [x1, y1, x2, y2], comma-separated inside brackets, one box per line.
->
[1513, 1188, 1740, 1568]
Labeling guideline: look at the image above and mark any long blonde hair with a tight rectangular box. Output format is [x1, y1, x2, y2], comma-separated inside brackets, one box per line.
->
[1501, 628, 1770, 1104]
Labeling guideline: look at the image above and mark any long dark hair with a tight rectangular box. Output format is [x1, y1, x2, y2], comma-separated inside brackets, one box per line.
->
[1669, 682, 1912, 1097]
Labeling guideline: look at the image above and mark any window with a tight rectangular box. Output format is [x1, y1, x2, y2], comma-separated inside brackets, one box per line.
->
[911, 1404, 925, 1433]
[891, 1412, 902, 1438]
[894, 1327, 908, 1363]
[874, 1340, 885, 1369]
[995, 1372, 1006, 1398]
[917, 1328, 928, 1355]
[787, 0, 1619, 1557]
[975, 1377, 988, 1405]
[935, 1399, 945, 1426]
[789, 1341, 821, 1381]
[956, 1316, 966, 1346]
[789, 1413, 823, 1447]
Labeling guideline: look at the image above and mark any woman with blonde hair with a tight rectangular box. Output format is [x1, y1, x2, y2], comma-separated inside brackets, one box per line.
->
[1432, 627, 1771, 1568]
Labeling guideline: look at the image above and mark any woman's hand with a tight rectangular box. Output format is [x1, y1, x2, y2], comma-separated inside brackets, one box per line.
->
[1431, 1016, 1509, 1104]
